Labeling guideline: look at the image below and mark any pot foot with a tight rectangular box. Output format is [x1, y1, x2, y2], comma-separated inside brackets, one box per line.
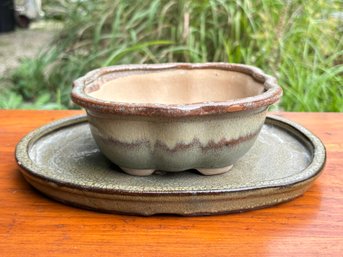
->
[197, 165, 233, 176]
[121, 167, 155, 176]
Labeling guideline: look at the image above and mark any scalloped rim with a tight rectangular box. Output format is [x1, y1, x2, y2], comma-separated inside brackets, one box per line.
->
[71, 63, 283, 117]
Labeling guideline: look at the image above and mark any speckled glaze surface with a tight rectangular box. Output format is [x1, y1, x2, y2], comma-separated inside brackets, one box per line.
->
[72, 63, 282, 175]
[15, 115, 326, 216]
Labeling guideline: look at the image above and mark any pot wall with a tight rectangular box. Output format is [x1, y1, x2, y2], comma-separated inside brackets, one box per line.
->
[87, 108, 267, 171]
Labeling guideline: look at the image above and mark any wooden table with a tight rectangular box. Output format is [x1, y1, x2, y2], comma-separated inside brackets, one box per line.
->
[0, 110, 342, 257]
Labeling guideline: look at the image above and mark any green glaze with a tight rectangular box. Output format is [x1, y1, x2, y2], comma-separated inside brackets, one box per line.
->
[15, 115, 326, 216]
[87, 108, 267, 174]
[72, 63, 283, 176]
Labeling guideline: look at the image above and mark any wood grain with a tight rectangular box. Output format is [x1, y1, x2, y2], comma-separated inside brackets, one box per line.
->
[0, 110, 342, 257]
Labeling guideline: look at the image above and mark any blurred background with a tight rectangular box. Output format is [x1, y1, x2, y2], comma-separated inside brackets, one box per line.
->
[0, 0, 342, 111]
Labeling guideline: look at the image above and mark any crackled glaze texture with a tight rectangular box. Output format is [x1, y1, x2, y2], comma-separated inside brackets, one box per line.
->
[72, 63, 282, 175]
[15, 115, 326, 216]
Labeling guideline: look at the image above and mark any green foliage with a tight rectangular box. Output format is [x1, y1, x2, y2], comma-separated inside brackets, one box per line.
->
[1, 0, 342, 111]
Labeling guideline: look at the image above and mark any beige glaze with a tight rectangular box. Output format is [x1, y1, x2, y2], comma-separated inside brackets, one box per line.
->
[89, 69, 265, 104]
[72, 63, 283, 175]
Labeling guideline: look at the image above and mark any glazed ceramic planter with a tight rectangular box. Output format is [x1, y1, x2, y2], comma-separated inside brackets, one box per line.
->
[72, 63, 282, 176]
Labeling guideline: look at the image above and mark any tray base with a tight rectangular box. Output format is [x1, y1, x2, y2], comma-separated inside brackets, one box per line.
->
[15, 115, 326, 216]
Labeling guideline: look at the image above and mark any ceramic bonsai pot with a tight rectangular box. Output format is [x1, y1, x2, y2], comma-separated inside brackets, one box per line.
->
[72, 63, 282, 176]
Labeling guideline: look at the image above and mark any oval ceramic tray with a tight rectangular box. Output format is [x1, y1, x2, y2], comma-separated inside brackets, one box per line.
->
[15, 115, 326, 216]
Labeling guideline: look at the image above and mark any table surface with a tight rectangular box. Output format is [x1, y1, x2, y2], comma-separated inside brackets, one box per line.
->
[0, 110, 342, 257]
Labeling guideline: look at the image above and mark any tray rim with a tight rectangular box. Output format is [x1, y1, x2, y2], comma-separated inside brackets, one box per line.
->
[15, 114, 326, 196]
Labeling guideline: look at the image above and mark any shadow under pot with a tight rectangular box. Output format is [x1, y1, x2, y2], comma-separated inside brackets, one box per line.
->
[72, 63, 282, 176]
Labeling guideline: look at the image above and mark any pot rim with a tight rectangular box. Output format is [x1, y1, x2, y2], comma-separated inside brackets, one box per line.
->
[71, 63, 282, 117]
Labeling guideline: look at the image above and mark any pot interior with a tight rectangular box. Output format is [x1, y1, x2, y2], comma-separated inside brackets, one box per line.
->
[88, 69, 265, 104]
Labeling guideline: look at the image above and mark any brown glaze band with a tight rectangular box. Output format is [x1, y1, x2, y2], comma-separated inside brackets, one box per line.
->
[94, 127, 261, 153]
[72, 63, 282, 117]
